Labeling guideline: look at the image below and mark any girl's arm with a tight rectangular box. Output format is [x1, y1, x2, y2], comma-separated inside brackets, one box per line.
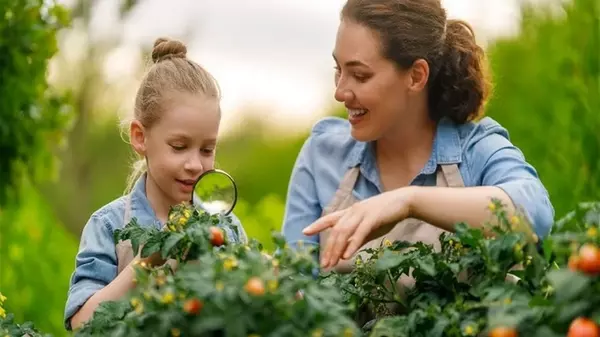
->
[65, 213, 163, 330]
[69, 260, 137, 329]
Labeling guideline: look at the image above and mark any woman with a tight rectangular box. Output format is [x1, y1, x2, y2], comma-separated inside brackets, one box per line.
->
[281, 0, 554, 271]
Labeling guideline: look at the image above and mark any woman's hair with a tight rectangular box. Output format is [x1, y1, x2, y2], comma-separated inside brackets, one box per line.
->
[341, 0, 492, 124]
[123, 37, 221, 194]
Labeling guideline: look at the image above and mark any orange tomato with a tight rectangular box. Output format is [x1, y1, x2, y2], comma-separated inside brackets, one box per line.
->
[569, 255, 581, 271]
[244, 277, 265, 296]
[489, 326, 517, 337]
[578, 244, 600, 275]
[568, 317, 599, 337]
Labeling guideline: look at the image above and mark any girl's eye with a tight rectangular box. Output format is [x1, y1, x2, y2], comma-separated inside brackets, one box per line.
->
[171, 144, 186, 151]
[201, 148, 215, 155]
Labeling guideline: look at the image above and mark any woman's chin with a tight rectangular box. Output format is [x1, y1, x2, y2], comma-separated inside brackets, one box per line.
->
[350, 126, 379, 143]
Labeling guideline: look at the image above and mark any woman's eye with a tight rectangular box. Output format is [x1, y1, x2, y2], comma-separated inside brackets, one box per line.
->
[354, 73, 369, 82]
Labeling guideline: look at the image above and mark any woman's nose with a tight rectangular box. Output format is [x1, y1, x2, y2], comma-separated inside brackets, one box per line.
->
[334, 85, 354, 103]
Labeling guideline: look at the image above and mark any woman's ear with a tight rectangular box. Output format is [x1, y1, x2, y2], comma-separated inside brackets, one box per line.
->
[130, 120, 147, 156]
[407, 58, 430, 93]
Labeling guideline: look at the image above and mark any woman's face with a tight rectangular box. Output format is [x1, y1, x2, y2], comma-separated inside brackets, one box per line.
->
[333, 19, 424, 142]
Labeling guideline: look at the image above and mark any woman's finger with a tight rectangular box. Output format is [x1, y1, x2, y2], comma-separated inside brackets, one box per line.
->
[303, 210, 345, 235]
[323, 210, 363, 268]
[343, 216, 376, 259]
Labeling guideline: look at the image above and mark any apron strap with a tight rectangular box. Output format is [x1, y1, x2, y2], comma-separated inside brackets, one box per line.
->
[439, 163, 465, 188]
[123, 193, 132, 225]
[321, 166, 360, 216]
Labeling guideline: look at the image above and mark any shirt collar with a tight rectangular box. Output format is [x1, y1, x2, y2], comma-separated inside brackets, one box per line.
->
[130, 173, 161, 227]
[344, 117, 462, 175]
[129, 173, 221, 227]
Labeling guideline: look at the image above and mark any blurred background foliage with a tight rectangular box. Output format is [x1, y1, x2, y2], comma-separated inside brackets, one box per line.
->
[0, 0, 598, 336]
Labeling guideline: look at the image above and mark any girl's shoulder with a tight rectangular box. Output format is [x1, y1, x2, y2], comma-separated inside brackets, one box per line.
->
[85, 195, 128, 232]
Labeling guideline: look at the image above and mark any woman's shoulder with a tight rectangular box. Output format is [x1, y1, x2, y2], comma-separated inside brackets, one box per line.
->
[303, 116, 360, 160]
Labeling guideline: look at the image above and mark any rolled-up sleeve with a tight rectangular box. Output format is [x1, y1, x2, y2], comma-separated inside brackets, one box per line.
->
[282, 136, 323, 252]
[467, 128, 555, 239]
[64, 214, 117, 330]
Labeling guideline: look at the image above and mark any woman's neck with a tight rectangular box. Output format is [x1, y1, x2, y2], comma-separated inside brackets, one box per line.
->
[374, 116, 437, 189]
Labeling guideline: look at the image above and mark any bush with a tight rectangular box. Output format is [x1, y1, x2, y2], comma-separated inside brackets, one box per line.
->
[485, 0, 600, 217]
[0, 0, 71, 205]
[324, 201, 600, 337]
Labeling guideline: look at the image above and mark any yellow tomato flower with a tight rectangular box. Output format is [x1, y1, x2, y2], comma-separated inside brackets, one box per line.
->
[161, 291, 175, 304]
[171, 328, 181, 337]
[311, 328, 324, 337]
[587, 227, 598, 238]
[463, 324, 476, 336]
[267, 279, 278, 292]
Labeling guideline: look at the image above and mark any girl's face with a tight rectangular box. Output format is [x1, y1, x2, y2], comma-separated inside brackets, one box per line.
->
[131, 92, 221, 207]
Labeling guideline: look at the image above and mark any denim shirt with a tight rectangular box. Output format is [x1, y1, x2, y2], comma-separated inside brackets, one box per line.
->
[64, 174, 247, 330]
[282, 116, 555, 253]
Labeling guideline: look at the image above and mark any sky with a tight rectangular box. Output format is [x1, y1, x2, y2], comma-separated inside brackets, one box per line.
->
[58, 0, 525, 134]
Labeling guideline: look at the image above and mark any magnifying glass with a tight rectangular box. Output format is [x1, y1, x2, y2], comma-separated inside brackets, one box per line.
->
[190, 169, 238, 215]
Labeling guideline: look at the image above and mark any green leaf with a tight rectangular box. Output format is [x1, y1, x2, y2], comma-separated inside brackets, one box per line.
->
[140, 234, 163, 258]
[546, 269, 591, 303]
[161, 232, 185, 258]
[415, 255, 436, 277]
[375, 250, 409, 271]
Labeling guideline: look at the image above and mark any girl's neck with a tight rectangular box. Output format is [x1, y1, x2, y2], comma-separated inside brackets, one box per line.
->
[144, 174, 173, 225]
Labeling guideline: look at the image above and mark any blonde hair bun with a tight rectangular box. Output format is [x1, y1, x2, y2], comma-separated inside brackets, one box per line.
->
[151, 37, 187, 63]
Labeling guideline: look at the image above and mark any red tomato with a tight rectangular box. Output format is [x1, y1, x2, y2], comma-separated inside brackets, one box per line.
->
[209, 226, 225, 246]
[183, 298, 203, 315]
[568, 317, 599, 337]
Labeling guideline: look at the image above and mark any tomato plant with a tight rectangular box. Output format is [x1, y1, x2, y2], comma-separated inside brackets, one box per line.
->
[73, 203, 360, 337]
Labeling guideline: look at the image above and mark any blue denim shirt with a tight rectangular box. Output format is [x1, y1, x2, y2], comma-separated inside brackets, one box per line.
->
[282, 116, 555, 253]
[64, 174, 247, 330]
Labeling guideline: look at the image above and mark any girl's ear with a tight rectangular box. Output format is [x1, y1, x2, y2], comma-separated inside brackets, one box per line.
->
[130, 120, 147, 156]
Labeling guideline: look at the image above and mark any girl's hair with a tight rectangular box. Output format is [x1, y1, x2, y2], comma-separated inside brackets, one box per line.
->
[341, 0, 492, 124]
[122, 37, 222, 194]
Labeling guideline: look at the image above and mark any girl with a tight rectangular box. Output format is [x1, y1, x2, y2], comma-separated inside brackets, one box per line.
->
[64, 37, 247, 331]
[282, 0, 554, 271]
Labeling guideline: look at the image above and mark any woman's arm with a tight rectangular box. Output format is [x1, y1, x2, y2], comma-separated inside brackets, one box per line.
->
[408, 185, 519, 235]
[281, 136, 323, 253]
[407, 125, 555, 240]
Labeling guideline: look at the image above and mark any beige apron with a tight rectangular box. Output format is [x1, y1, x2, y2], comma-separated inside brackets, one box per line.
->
[319, 164, 462, 321]
[319, 163, 521, 322]
[320, 163, 464, 273]
[115, 194, 178, 275]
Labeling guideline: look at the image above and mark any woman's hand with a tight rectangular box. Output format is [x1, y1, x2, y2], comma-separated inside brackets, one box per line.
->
[302, 187, 417, 268]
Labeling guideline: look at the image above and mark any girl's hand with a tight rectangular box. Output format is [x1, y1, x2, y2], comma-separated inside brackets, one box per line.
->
[140, 251, 166, 267]
[303, 187, 417, 268]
